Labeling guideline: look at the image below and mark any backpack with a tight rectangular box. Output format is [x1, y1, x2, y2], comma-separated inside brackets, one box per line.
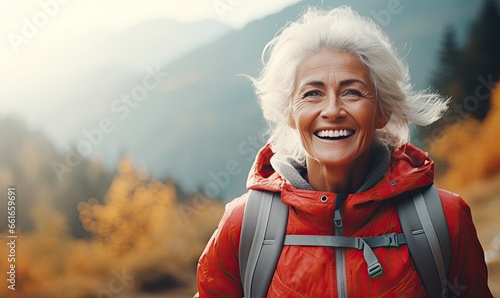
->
[239, 185, 451, 298]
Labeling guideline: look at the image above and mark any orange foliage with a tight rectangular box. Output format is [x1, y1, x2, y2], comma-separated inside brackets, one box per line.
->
[0, 157, 224, 298]
[431, 83, 500, 191]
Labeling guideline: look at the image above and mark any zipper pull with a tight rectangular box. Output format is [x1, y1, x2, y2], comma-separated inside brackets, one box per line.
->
[334, 208, 342, 228]
[334, 193, 348, 229]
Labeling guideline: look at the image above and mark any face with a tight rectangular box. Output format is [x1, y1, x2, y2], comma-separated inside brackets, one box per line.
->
[290, 50, 388, 167]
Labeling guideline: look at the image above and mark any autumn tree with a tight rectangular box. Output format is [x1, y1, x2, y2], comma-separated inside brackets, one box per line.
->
[416, 0, 500, 149]
[461, 0, 500, 120]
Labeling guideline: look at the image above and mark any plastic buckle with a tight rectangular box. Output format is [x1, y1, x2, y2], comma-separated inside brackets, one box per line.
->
[354, 237, 364, 250]
[368, 262, 383, 278]
[384, 233, 400, 247]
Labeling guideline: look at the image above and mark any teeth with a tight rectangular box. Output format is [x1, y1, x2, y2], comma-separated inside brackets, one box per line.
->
[316, 130, 353, 138]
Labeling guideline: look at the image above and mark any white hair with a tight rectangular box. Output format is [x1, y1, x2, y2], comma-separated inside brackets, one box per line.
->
[251, 6, 448, 162]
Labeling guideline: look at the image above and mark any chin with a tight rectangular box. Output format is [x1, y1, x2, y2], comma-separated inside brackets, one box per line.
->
[309, 152, 355, 166]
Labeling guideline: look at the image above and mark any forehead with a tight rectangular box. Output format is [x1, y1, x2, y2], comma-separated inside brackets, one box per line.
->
[295, 50, 371, 84]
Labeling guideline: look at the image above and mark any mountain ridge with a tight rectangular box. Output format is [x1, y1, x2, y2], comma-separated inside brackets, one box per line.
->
[90, 0, 488, 199]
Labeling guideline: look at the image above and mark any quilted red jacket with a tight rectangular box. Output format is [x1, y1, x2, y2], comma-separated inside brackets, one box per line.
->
[195, 143, 492, 297]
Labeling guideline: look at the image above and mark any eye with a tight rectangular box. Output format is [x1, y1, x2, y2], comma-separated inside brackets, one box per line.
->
[342, 89, 362, 98]
[302, 90, 323, 99]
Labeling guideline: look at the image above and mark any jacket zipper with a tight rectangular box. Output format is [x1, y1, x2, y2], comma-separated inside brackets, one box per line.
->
[335, 193, 348, 298]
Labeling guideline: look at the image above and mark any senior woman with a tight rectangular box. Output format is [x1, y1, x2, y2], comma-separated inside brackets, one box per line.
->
[195, 6, 492, 298]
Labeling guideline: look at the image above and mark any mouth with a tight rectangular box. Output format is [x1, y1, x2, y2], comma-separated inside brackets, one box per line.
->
[314, 129, 355, 140]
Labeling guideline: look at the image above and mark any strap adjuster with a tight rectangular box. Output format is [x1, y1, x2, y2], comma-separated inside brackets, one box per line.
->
[383, 233, 400, 247]
[367, 262, 383, 277]
[357, 237, 384, 278]
[354, 237, 364, 249]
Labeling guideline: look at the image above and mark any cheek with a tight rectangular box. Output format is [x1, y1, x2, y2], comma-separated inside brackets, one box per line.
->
[292, 99, 309, 116]
[292, 102, 314, 128]
[353, 101, 379, 128]
[291, 105, 317, 149]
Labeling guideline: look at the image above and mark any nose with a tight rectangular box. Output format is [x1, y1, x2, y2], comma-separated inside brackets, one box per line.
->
[320, 95, 346, 120]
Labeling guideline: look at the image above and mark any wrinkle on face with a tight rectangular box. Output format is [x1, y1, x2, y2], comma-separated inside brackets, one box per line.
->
[289, 50, 387, 192]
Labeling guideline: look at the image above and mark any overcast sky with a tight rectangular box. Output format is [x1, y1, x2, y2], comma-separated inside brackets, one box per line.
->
[0, 0, 301, 65]
[0, 0, 302, 134]
[0, 1, 301, 90]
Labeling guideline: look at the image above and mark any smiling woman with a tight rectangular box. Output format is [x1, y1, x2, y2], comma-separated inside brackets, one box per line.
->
[194, 5, 493, 298]
[290, 50, 386, 193]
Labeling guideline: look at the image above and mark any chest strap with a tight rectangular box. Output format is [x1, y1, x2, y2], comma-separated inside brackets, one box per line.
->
[283, 233, 407, 278]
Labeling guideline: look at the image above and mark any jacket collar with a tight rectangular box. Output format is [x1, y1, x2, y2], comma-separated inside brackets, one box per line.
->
[247, 142, 434, 232]
[247, 142, 434, 206]
[267, 141, 392, 193]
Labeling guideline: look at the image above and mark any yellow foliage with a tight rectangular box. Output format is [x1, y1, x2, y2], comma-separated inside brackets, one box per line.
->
[0, 156, 224, 298]
[431, 83, 500, 191]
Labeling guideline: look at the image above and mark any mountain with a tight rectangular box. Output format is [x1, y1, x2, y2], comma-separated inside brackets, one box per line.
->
[3, 0, 496, 237]
[89, 0, 492, 200]
[98, 18, 231, 69]
[0, 18, 232, 149]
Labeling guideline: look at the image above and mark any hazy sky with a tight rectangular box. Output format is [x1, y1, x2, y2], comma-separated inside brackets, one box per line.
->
[0, 0, 301, 92]
[0, 0, 301, 64]
[1, 0, 485, 149]
[0, 0, 301, 135]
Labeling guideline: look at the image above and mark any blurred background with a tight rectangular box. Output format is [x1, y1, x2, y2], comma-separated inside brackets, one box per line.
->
[0, 0, 499, 297]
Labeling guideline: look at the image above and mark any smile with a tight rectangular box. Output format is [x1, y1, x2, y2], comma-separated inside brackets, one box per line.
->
[314, 129, 355, 140]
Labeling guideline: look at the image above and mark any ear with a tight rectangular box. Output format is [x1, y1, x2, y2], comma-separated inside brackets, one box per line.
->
[287, 108, 298, 129]
[375, 108, 390, 129]
[287, 97, 297, 129]
[288, 116, 297, 129]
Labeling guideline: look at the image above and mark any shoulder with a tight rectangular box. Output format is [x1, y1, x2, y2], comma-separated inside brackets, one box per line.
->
[435, 189, 492, 296]
[212, 192, 249, 249]
[436, 188, 473, 225]
[196, 193, 250, 296]
[197, 193, 249, 274]
[222, 192, 248, 227]
[436, 187, 479, 251]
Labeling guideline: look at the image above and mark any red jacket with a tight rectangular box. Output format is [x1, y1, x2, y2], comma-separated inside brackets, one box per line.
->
[196, 143, 492, 297]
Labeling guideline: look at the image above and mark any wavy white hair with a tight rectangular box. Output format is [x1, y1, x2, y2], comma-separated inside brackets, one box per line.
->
[251, 6, 448, 162]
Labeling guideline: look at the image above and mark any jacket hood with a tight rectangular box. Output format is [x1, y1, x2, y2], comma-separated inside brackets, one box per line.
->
[246, 142, 434, 206]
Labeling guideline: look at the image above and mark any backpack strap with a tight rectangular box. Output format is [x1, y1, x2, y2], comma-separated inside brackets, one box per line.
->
[395, 184, 451, 298]
[239, 186, 451, 298]
[239, 190, 288, 298]
[284, 232, 407, 277]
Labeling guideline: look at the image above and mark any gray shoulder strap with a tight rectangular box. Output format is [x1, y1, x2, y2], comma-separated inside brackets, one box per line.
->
[395, 184, 451, 298]
[239, 190, 288, 298]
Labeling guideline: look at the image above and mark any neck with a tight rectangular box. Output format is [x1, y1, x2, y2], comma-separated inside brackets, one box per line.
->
[305, 149, 373, 193]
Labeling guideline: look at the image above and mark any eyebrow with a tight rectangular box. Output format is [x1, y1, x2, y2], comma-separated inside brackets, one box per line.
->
[299, 78, 367, 90]
[340, 79, 367, 87]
